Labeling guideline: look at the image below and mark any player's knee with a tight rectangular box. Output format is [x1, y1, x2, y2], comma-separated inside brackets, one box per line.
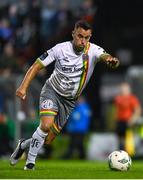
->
[40, 116, 54, 133]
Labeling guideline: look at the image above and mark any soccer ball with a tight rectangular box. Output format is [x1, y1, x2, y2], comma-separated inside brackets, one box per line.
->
[108, 150, 132, 171]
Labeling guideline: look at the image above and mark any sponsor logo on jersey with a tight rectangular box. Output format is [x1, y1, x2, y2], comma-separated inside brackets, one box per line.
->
[62, 65, 83, 73]
[41, 99, 53, 109]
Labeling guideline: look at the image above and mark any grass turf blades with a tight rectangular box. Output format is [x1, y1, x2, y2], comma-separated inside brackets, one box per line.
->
[0, 159, 142, 179]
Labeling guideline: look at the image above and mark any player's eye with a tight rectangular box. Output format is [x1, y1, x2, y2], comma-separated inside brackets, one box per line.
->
[78, 34, 90, 40]
[85, 36, 90, 40]
[78, 34, 83, 39]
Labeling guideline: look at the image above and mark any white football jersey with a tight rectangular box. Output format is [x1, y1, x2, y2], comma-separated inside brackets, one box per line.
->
[36, 41, 107, 99]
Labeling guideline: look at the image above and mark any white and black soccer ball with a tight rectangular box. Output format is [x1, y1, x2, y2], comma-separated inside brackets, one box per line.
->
[108, 150, 132, 171]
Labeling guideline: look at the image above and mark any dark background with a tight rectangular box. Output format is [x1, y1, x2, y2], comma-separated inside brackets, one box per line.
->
[0, 0, 143, 131]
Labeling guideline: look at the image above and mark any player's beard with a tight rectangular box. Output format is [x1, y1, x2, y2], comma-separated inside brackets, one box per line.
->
[77, 45, 85, 52]
[72, 43, 85, 54]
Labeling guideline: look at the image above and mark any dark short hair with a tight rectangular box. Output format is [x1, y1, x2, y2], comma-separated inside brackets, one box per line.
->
[74, 20, 92, 31]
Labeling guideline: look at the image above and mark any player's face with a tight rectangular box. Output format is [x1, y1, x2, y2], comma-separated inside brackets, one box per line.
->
[120, 83, 131, 95]
[72, 27, 92, 52]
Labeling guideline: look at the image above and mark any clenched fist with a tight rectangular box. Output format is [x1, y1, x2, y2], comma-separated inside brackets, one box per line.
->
[106, 57, 120, 69]
[16, 87, 26, 100]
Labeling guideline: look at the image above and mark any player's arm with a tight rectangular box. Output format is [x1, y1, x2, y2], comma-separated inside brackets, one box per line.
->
[100, 53, 120, 69]
[129, 103, 142, 126]
[16, 62, 43, 100]
[131, 105, 142, 121]
[16, 46, 57, 100]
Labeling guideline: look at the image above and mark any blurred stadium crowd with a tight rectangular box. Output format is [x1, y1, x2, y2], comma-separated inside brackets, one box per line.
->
[0, 0, 97, 75]
[0, 0, 143, 159]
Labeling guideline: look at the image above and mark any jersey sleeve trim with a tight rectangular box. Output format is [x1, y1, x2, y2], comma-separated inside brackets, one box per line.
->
[36, 58, 45, 68]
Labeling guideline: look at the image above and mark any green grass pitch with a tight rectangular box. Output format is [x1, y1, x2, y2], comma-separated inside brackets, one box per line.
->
[0, 159, 142, 179]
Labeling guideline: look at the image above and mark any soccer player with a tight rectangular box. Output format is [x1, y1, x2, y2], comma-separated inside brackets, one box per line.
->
[10, 20, 119, 170]
[114, 82, 141, 151]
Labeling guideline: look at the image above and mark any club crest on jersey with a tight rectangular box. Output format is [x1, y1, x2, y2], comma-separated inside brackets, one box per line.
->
[39, 52, 48, 61]
[41, 99, 53, 109]
[82, 54, 89, 61]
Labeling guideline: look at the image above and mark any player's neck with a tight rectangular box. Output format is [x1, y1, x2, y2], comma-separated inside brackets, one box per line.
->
[71, 41, 84, 55]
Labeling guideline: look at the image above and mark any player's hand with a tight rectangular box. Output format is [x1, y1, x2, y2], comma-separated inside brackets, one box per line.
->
[128, 120, 135, 128]
[106, 57, 120, 69]
[16, 87, 26, 100]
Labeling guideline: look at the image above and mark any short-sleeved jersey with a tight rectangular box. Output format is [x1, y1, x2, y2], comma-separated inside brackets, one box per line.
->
[114, 94, 140, 121]
[37, 41, 106, 99]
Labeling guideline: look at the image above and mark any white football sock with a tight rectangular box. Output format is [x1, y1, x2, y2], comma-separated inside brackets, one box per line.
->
[21, 138, 31, 149]
[26, 127, 48, 165]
